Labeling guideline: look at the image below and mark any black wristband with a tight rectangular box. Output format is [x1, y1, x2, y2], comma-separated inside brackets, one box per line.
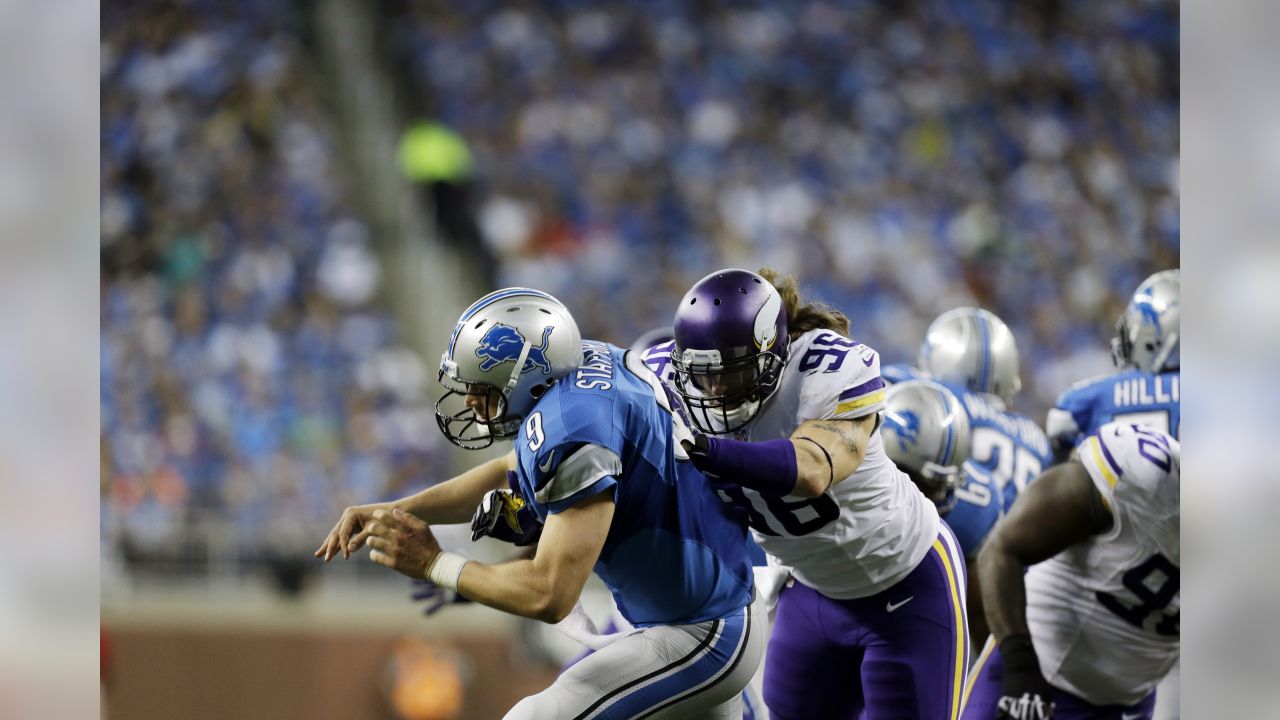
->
[795, 436, 834, 492]
[999, 634, 1041, 676]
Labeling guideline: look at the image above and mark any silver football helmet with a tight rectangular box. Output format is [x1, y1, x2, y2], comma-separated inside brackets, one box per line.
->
[881, 379, 971, 514]
[918, 307, 1022, 405]
[1112, 269, 1180, 373]
[436, 288, 583, 449]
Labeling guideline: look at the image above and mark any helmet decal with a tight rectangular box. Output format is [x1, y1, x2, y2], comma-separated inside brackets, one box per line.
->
[885, 409, 922, 453]
[753, 287, 782, 351]
[881, 379, 971, 515]
[475, 324, 554, 374]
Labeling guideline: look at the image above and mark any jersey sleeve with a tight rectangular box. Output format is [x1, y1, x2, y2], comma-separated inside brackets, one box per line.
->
[1077, 422, 1180, 550]
[1049, 377, 1106, 450]
[528, 442, 621, 514]
[517, 392, 624, 515]
[640, 339, 677, 385]
[795, 332, 887, 421]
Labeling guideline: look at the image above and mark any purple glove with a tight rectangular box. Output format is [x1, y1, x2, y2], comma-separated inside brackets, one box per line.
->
[410, 578, 472, 616]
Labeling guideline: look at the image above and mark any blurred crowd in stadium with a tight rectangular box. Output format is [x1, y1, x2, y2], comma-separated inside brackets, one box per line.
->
[100, 0, 443, 577]
[100, 0, 1176, 579]
[387, 0, 1177, 403]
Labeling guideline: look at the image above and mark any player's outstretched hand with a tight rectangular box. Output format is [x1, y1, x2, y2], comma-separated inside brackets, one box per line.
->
[366, 508, 443, 579]
[315, 502, 391, 561]
[410, 578, 473, 616]
[995, 635, 1056, 720]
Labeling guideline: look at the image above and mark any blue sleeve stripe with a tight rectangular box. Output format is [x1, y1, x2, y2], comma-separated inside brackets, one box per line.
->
[838, 376, 885, 401]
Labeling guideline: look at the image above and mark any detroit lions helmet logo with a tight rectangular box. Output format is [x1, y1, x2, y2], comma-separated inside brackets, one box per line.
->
[476, 324, 554, 374]
[885, 409, 922, 453]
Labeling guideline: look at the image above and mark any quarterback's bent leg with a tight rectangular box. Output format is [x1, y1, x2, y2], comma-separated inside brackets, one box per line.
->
[504, 599, 764, 720]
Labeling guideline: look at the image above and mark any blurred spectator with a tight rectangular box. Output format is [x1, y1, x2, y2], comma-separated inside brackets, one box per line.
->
[100, 0, 443, 582]
[384, 0, 1178, 417]
[397, 118, 494, 284]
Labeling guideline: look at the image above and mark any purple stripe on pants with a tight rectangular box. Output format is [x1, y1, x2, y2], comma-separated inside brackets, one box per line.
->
[763, 524, 969, 720]
[960, 640, 1156, 720]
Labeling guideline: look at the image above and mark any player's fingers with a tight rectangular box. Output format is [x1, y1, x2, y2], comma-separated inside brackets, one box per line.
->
[319, 528, 342, 561]
[366, 535, 392, 552]
[393, 508, 428, 530]
[369, 549, 393, 569]
[337, 514, 360, 559]
[315, 532, 333, 559]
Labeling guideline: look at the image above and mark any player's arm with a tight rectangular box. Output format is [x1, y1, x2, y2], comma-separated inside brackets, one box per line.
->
[979, 460, 1112, 641]
[363, 490, 614, 623]
[456, 489, 612, 622]
[682, 411, 877, 499]
[316, 451, 515, 561]
[978, 461, 1113, 713]
[786, 415, 876, 496]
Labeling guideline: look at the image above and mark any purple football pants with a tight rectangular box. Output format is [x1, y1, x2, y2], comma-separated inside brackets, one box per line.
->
[763, 524, 970, 720]
[960, 637, 1156, 720]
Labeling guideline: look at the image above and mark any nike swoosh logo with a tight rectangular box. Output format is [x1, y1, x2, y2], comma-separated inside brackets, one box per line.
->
[885, 596, 914, 612]
[863, 354, 875, 366]
[537, 452, 556, 474]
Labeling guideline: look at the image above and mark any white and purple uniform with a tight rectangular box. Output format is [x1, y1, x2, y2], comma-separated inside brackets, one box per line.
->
[961, 423, 1180, 720]
[647, 329, 971, 720]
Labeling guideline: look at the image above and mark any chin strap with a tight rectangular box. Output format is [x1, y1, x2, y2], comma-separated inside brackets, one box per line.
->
[491, 340, 534, 433]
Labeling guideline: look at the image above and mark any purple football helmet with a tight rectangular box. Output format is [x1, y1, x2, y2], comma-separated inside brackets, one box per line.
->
[671, 269, 790, 434]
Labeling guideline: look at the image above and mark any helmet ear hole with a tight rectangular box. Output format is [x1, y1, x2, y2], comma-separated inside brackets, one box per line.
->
[530, 383, 549, 400]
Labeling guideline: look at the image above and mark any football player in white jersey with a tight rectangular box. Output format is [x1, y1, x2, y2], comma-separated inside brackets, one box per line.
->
[961, 422, 1179, 720]
[1045, 270, 1181, 720]
[645, 269, 970, 720]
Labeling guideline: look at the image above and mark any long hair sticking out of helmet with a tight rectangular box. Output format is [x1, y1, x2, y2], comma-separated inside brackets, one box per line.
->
[757, 268, 851, 340]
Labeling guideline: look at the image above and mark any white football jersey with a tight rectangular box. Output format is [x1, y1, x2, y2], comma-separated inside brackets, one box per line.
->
[646, 329, 939, 599]
[1025, 422, 1180, 706]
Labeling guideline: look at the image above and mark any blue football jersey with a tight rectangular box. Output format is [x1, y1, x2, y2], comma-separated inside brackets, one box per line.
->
[952, 388, 1054, 516]
[945, 462, 1003, 559]
[883, 362, 1052, 554]
[511, 340, 754, 628]
[1047, 370, 1181, 457]
[881, 362, 929, 386]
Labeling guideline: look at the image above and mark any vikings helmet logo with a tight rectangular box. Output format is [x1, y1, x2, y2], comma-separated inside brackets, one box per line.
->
[885, 409, 922, 453]
[476, 324, 554, 374]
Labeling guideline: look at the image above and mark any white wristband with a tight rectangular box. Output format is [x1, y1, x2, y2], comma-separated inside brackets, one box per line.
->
[427, 551, 470, 591]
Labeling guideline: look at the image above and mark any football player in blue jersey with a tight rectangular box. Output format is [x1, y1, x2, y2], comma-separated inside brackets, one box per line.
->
[1043, 268, 1180, 720]
[316, 288, 766, 719]
[878, 378, 999, 647]
[1047, 269, 1181, 456]
[882, 308, 1054, 648]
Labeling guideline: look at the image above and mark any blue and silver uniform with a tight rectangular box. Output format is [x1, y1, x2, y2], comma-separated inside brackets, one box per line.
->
[511, 340, 754, 627]
[1048, 369, 1181, 457]
[884, 362, 1053, 559]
